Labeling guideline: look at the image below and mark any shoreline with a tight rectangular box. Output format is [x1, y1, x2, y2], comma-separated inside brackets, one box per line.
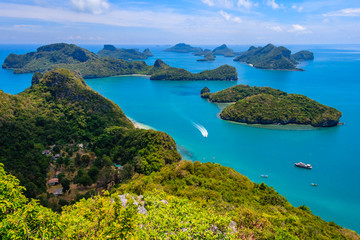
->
[128, 117, 154, 130]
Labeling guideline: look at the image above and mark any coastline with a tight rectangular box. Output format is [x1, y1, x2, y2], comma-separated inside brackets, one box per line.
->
[128, 116, 154, 130]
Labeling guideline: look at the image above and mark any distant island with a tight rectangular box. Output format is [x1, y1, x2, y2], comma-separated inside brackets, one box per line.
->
[233, 44, 314, 71]
[2, 43, 237, 80]
[98, 44, 153, 60]
[150, 60, 237, 80]
[201, 85, 342, 127]
[2, 43, 151, 78]
[164, 43, 202, 53]
[212, 44, 237, 57]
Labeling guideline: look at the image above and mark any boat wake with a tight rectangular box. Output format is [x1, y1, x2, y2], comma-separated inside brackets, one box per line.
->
[192, 122, 208, 137]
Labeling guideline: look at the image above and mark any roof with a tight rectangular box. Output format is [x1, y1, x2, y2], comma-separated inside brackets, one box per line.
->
[53, 188, 63, 195]
[55, 171, 62, 175]
[48, 178, 59, 184]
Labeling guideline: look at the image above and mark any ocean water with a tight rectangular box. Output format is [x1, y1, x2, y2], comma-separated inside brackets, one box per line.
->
[0, 44, 359, 232]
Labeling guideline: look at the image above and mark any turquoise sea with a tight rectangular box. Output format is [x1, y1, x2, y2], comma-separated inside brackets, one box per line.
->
[0, 44, 359, 233]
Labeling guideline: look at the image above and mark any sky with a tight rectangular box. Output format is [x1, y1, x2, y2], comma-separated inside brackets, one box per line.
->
[0, 0, 359, 45]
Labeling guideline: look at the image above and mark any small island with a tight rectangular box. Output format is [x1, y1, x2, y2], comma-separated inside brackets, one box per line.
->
[212, 44, 236, 57]
[164, 43, 202, 53]
[201, 85, 342, 127]
[233, 44, 314, 71]
[2, 43, 238, 80]
[98, 44, 153, 60]
[292, 50, 314, 61]
[150, 60, 237, 81]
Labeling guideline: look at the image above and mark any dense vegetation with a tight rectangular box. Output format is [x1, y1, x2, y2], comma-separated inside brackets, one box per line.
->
[2, 43, 240, 80]
[201, 84, 286, 102]
[197, 52, 216, 62]
[233, 44, 313, 70]
[0, 69, 357, 239]
[150, 60, 237, 80]
[202, 85, 342, 127]
[1, 160, 359, 239]
[0, 69, 180, 198]
[164, 43, 202, 53]
[117, 161, 359, 239]
[293, 50, 314, 61]
[2, 43, 152, 78]
[212, 44, 237, 57]
[97, 44, 153, 60]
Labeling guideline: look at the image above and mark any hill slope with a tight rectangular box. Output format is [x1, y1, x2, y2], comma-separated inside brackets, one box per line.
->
[97, 44, 152, 60]
[150, 59, 237, 80]
[0, 69, 180, 198]
[233, 44, 313, 70]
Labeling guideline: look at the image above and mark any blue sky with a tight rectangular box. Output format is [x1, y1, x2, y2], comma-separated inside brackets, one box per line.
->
[0, 0, 359, 44]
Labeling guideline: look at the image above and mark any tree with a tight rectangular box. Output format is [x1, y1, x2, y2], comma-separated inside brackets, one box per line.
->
[88, 166, 100, 183]
[77, 175, 92, 187]
[81, 154, 91, 166]
[60, 178, 70, 192]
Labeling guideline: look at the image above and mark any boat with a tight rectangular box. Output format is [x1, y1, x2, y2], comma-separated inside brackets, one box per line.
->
[260, 175, 269, 178]
[311, 183, 318, 186]
[295, 162, 312, 169]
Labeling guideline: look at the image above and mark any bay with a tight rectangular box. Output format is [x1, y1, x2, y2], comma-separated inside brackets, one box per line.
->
[1, 44, 359, 232]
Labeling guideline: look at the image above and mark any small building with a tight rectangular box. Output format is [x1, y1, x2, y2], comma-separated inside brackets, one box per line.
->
[52, 154, 60, 161]
[114, 163, 123, 170]
[53, 188, 63, 196]
[48, 178, 59, 186]
[55, 171, 62, 178]
[42, 150, 51, 155]
[78, 143, 84, 149]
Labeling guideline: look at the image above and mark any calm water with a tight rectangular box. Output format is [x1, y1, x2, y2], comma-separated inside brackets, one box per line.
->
[0, 44, 359, 232]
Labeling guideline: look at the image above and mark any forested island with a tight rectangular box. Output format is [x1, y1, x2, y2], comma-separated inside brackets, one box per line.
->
[0, 69, 357, 239]
[164, 43, 202, 53]
[2, 43, 237, 80]
[212, 44, 237, 57]
[150, 59, 236, 80]
[97, 44, 153, 60]
[201, 85, 342, 127]
[233, 44, 314, 70]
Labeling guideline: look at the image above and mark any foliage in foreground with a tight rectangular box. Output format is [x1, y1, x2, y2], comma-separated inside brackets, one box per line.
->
[118, 161, 359, 240]
[0, 163, 236, 239]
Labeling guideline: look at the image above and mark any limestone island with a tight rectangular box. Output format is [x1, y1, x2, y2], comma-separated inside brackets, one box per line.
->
[201, 85, 342, 127]
[2, 43, 236, 80]
[212, 44, 237, 57]
[150, 59, 237, 81]
[164, 43, 202, 53]
[98, 44, 153, 60]
[2, 43, 152, 78]
[233, 44, 314, 71]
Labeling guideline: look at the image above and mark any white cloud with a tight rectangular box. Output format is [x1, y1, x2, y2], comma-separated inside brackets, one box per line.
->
[266, 0, 280, 9]
[292, 5, 303, 12]
[218, 10, 231, 20]
[218, 10, 242, 23]
[201, 0, 215, 7]
[267, 25, 282, 32]
[218, 0, 234, 8]
[237, 0, 258, 10]
[323, 8, 360, 17]
[70, 0, 110, 14]
[233, 16, 242, 23]
[202, 0, 257, 9]
[288, 24, 309, 33]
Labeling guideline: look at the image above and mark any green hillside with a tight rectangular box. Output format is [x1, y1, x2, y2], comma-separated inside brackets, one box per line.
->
[202, 85, 342, 127]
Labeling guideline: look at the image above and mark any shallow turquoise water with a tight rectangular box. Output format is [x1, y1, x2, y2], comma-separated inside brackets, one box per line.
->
[1, 44, 359, 232]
